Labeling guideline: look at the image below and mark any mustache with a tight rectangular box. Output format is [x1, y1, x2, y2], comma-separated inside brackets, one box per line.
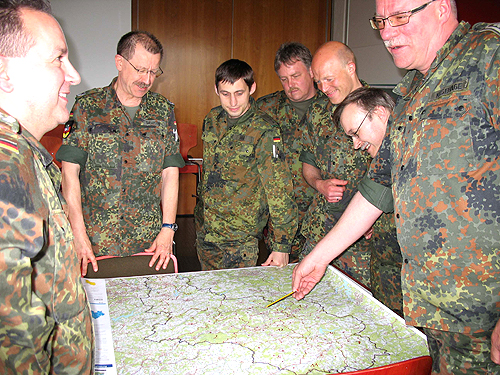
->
[135, 81, 150, 89]
[384, 39, 405, 49]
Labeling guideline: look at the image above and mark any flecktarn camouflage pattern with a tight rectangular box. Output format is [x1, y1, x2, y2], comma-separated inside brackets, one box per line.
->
[0, 111, 93, 374]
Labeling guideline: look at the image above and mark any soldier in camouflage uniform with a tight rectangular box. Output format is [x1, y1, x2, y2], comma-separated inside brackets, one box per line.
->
[257, 42, 318, 262]
[333, 87, 403, 316]
[299, 41, 373, 287]
[0, 1, 93, 373]
[294, 0, 500, 372]
[195, 59, 298, 270]
[57, 31, 184, 275]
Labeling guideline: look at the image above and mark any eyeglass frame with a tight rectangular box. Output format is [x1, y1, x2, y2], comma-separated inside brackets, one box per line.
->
[348, 110, 372, 139]
[119, 55, 163, 77]
[369, 0, 437, 30]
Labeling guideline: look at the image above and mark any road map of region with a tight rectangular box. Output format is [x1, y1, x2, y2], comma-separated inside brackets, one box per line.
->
[96, 265, 429, 374]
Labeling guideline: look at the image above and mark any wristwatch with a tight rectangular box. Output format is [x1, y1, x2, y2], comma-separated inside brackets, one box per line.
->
[162, 223, 178, 232]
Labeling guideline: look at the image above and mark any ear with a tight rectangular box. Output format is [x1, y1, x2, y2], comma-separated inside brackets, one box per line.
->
[214, 84, 219, 96]
[249, 82, 256, 95]
[308, 67, 314, 80]
[435, 0, 453, 24]
[373, 105, 390, 122]
[346, 61, 356, 76]
[115, 54, 123, 71]
[0, 57, 14, 93]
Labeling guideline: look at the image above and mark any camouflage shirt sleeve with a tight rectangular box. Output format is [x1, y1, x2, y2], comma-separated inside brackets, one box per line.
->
[255, 127, 298, 253]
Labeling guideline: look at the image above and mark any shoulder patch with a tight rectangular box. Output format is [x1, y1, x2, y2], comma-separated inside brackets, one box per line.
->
[0, 135, 18, 154]
[62, 118, 74, 139]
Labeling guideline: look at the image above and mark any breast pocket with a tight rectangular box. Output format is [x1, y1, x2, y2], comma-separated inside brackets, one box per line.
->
[87, 123, 120, 169]
[221, 141, 255, 181]
[136, 126, 165, 173]
[416, 97, 475, 176]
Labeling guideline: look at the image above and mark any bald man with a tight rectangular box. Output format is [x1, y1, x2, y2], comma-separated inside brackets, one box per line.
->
[299, 41, 373, 287]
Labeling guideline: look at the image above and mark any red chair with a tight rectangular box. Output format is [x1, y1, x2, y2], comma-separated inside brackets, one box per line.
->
[83, 253, 178, 278]
[333, 356, 432, 375]
[40, 123, 64, 169]
[177, 123, 201, 183]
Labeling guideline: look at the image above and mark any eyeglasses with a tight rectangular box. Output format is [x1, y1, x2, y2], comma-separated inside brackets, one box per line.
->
[369, 0, 436, 30]
[120, 55, 163, 77]
[348, 110, 371, 138]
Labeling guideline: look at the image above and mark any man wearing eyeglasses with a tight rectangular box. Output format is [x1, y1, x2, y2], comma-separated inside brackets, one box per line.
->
[298, 41, 373, 288]
[293, 0, 500, 372]
[57, 31, 185, 276]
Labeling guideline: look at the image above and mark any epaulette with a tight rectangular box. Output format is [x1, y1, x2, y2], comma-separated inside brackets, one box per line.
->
[75, 86, 104, 100]
[256, 90, 282, 103]
[478, 22, 500, 36]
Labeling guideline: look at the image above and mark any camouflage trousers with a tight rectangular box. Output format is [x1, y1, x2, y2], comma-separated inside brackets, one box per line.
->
[424, 328, 500, 375]
[2, 305, 94, 374]
[301, 238, 371, 288]
[370, 231, 403, 317]
[196, 234, 259, 270]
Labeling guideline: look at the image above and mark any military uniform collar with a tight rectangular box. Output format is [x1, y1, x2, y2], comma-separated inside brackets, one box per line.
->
[0, 108, 53, 166]
[394, 21, 470, 99]
[218, 96, 257, 124]
[105, 76, 152, 111]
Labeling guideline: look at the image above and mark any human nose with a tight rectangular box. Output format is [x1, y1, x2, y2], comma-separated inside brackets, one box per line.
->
[64, 59, 81, 86]
[353, 137, 362, 149]
[230, 94, 237, 107]
[140, 72, 154, 85]
[379, 22, 397, 41]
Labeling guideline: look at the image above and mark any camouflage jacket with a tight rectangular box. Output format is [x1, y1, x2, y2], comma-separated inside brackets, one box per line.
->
[364, 22, 500, 333]
[299, 93, 372, 243]
[0, 111, 91, 371]
[256, 90, 317, 219]
[57, 78, 185, 256]
[196, 99, 298, 252]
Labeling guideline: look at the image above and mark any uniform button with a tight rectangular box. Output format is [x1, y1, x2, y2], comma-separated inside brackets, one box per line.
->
[126, 132, 129, 136]
[120, 216, 124, 220]
[404, 258, 409, 264]
[401, 165, 404, 170]
[396, 213, 400, 219]
[122, 188, 125, 192]
[398, 126, 403, 131]
[124, 160, 128, 164]
[408, 115, 413, 121]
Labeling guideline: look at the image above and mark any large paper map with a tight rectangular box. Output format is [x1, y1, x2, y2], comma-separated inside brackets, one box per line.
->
[90, 265, 428, 374]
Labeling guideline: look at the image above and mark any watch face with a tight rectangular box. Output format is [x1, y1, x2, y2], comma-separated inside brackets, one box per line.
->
[172, 223, 178, 231]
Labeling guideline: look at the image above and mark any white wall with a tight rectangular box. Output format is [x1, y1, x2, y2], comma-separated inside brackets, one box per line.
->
[333, 0, 405, 86]
[51, 0, 131, 109]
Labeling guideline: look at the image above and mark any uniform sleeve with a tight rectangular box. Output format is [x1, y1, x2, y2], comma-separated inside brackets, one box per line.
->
[0, 153, 52, 372]
[56, 100, 88, 167]
[162, 110, 185, 168]
[484, 34, 500, 131]
[255, 130, 298, 253]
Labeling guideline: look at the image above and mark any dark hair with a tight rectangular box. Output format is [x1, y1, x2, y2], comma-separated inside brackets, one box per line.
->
[274, 42, 312, 72]
[0, 0, 52, 57]
[332, 87, 395, 126]
[117, 30, 164, 62]
[215, 59, 254, 90]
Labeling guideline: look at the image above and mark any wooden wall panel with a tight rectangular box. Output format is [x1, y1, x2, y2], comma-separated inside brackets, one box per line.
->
[133, 0, 330, 214]
[233, 0, 330, 98]
[133, 0, 232, 158]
